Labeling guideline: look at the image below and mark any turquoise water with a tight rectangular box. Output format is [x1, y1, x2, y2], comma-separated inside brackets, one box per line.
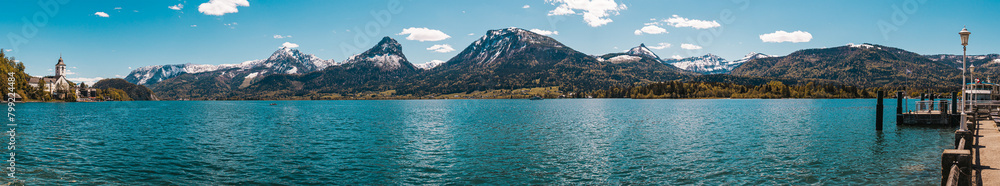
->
[7, 99, 951, 185]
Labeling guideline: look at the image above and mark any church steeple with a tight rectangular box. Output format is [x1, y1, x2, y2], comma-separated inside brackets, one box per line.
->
[55, 56, 66, 77]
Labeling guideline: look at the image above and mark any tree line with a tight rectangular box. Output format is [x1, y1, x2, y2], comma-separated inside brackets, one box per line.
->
[582, 80, 947, 99]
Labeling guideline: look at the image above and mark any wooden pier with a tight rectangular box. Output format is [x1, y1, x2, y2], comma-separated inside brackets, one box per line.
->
[940, 107, 1000, 185]
[898, 92, 960, 126]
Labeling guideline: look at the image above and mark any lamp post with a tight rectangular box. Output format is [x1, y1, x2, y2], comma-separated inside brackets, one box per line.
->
[960, 27, 971, 130]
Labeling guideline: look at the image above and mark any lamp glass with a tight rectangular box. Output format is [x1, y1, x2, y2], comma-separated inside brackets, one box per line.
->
[960, 28, 970, 46]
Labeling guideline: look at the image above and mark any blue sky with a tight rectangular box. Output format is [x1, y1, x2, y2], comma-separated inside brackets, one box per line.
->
[3, 0, 999, 84]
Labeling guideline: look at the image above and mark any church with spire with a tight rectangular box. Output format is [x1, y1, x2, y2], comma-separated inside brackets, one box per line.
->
[28, 56, 76, 99]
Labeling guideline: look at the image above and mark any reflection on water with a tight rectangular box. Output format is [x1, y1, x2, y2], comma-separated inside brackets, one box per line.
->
[7, 99, 951, 185]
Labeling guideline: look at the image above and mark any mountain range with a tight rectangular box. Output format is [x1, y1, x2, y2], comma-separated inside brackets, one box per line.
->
[730, 43, 963, 87]
[661, 52, 774, 74]
[125, 47, 337, 86]
[125, 28, 996, 100]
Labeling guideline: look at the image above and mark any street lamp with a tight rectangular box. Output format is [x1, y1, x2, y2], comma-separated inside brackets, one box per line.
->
[960, 27, 971, 131]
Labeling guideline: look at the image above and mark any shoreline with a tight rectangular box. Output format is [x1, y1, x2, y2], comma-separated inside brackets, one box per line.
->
[15, 97, 897, 103]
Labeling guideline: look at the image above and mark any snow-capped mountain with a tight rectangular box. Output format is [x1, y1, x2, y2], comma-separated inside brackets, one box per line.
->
[662, 52, 774, 74]
[449, 27, 567, 65]
[662, 54, 731, 74]
[626, 44, 660, 60]
[264, 47, 338, 74]
[732, 52, 776, 65]
[925, 54, 1000, 63]
[414, 60, 445, 70]
[342, 37, 416, 72]
[125, 61, 260, 85]
[597, 55, 642, 63]
[594, 44, 666, 64]
[126, 47, 335, 85]
[924, 53, 1000, 69]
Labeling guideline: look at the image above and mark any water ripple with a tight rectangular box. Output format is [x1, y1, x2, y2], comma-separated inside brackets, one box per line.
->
[6, 99, 951, 185]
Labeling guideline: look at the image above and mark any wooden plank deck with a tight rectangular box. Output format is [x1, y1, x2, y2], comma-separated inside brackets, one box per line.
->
[974, 113, 1000, 185]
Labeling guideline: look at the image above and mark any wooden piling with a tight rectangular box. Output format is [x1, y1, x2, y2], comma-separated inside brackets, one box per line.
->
[952, 92, 958, 115]
[897, 91, 904, 125]
[897, 91, 903, 115]
[877, 91, 884, 131]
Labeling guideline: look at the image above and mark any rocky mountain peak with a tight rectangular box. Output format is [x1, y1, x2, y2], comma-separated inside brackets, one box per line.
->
[626, 44, 660, 59]
[343, 36, 414, 71]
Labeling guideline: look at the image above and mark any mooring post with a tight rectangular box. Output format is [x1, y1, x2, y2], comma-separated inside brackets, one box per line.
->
[877, 91, 884, 131]
[956, 130, 973, 151]
[952, 92, 958, 115]
[896, 91, 904, 125]
[941, 149, 972, 186]
[896, 91, 903, 115]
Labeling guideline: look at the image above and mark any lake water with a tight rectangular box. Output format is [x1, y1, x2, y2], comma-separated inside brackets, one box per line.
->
[7, 99, 952, 185]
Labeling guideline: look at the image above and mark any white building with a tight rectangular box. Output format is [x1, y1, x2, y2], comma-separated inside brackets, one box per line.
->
[28, 57, 75, 98]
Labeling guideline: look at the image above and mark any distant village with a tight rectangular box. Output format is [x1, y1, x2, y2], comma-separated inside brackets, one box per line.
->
[26, 57, 98, 102]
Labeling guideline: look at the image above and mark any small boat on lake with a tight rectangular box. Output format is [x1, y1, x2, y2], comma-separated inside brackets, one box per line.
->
[530, 96, 543, 100]
[269, 103, 277, 105]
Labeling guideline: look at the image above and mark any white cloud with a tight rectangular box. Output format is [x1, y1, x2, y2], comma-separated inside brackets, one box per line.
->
[670, 55, 683, 59]
[190, 25, 197, 27]
[397, 27, 451, 42]
[426, 44, 455, 53]
[4, 49, 10, 52]
[198, 0, 249, 16]
[681, 43, 702, 50]
[128, 67, 132, 69]
[633, 25, 667, 35]
[549, 6, 576, 15]
[760, 30, 813, 43]
[468, 33, 475, 36]
[68, 77, 104, 85]
[64, 69, 76, 75]
[273, 35, 292, 39]
[523, 5, 531, 8]
[168, 4, 184, 10]
[529, 29, 559, 35]
[281, 42, 299, 48]
[647, 43, 671, 49]
[114, 7, 122, 10]
[546, 0, 627, 27]
[94, 12, 109, 17]
[664, 15, 720, 29]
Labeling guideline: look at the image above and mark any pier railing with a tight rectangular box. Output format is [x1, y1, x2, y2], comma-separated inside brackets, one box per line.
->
[913, 100, 951, 113]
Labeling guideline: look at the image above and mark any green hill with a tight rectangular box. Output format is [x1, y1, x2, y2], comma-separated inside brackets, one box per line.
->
[92, 78, 158, 101]
[729, 43, 961, 88]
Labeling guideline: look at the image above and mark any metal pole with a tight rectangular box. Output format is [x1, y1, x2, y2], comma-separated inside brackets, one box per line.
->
[961, 46, 968, 131]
